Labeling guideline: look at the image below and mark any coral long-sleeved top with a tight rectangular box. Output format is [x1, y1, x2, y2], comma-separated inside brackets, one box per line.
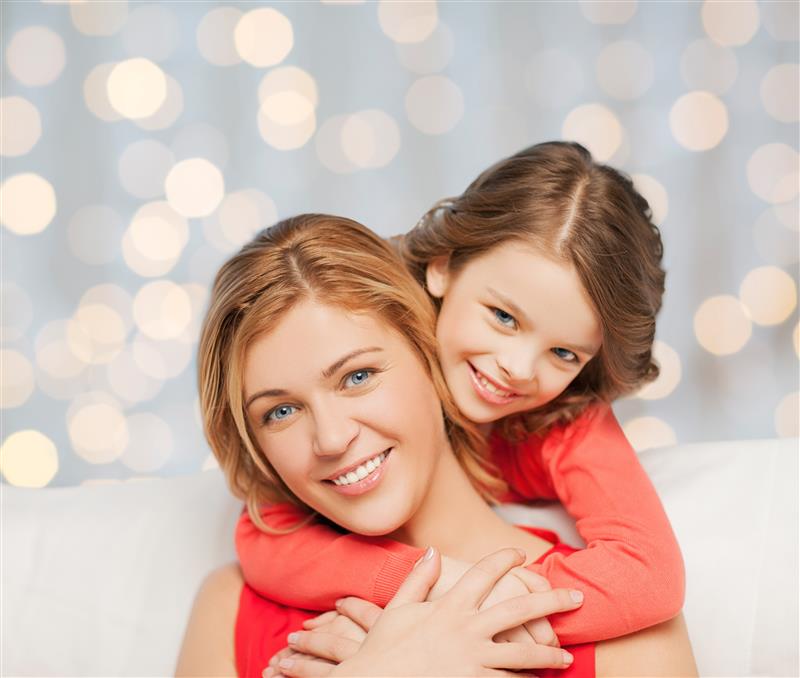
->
[236, 404, 685, 645]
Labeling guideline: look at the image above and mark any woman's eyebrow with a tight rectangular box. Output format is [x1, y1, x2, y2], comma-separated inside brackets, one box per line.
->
[245, 346, 384, 409]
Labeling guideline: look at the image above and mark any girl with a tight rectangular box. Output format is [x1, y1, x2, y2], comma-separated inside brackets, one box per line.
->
[236, 141, 684, 659]
[177, 214, 695, 677]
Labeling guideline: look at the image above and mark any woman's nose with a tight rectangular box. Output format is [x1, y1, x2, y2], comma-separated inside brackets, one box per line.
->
[311, 407, 359, 457]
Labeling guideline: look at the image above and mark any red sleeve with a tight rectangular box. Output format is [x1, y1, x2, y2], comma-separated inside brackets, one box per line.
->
[492, 405, 686, 644]
[235, 503, 423, 611]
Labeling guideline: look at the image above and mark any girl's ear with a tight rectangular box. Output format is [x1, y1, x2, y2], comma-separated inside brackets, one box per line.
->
[426, 256, 450, 298]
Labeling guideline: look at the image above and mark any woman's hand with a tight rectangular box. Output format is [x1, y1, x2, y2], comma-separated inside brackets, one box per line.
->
[315, 547, 581, 677]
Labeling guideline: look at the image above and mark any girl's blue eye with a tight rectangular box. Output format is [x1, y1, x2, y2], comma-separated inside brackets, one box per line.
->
[345, 369, 372, 388]
[553, 347, 579, 364]
[265, 405, 296, 424]
[493, 307, 517, 329]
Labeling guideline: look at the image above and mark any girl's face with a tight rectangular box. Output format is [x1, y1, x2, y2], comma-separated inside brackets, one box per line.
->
[243, 300, 448, 536]
[427, 241, 602, 425]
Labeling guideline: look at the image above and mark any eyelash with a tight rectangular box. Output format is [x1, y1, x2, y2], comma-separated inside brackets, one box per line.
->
[260, 368, 380, 427]
[491, 307, 518, 330]
[552, 347, 580, 365]
[490, 307, 581, 366]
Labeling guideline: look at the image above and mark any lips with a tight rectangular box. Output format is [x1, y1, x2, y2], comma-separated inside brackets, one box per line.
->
[325, 449, 393, 497]
[467, 362, 522, 405]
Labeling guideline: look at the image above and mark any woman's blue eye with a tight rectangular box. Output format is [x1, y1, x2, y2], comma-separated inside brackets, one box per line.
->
[553, 347, 579, 364]
[493, 308, 517, 329]
[265, 405, 296, 424]
[345, 369, 372, 388]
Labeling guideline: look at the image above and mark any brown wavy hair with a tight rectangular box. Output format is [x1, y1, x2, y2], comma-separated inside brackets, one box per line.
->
[398, 141, 665, 439]
[198, 214, 506, 533]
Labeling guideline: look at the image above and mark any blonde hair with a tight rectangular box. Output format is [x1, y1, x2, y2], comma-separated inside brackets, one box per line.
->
[198, 214, 506, 533]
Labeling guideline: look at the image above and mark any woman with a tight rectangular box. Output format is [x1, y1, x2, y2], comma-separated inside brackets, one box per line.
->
[177, 214, 696, 677]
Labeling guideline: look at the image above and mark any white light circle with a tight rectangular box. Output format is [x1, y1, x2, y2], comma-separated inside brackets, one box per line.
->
[316, 115, 358, 174]
[702, 0, 759, 46]
[0, 173, 57, 236]
[1, 350, 35, 409]
[636, 341, 682, 400]
[760, 64, 800, 124]
[215, 190, 277, 250]
[746, 143, 799, 205]
[562, 103, 622, 162]
[83, 63, 123, 122]
[378, 0, 438, 43]
[118, 139, 175, 199]
[106, 348, 164, 405]
[257, 106, 316, 151]
[68, 399, 129, 464]
[341, 110, 401, 169]
[165, 158, 225, 218]
[694, 295, 752, 355]
[632, 174, 669, 226]
[738, 266, 797, 326]
[133, 280, 192, 340]
[133, 74, 184, 131]
[70, 0, 128, 36]
[1, 96, 42, 157]
[6, 26, 66, 87]
[596, 41, 654, 100]
[622, 417, 677, 452]
[0, 430, 58, 488]
[107, 58, 168, 120]
[405, 75, 464, 135]
[234, 7, 293, 67]
[123, 200, 189, 277]
[197, 6, 243, 66]
[120, 412, 174, 472]
[669, 91, 728, 152]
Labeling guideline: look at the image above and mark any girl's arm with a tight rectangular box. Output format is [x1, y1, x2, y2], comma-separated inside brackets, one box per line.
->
[494, 404, 685, 645]
[236, 503, 423, 610]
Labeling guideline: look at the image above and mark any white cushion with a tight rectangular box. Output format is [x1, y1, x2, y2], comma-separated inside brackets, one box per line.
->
[3, 438, 798, 676]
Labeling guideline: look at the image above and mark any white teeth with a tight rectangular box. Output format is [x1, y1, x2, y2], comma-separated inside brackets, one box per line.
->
[476, 371, 512, 397]
[333, 451, 389, 486]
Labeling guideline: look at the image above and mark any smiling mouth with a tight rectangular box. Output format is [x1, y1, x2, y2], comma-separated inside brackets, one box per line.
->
[467, 363, 523, 404]
[325, 448, 392, 487]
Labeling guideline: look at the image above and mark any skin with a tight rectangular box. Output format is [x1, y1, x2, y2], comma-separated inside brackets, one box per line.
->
[426, 241, 602, 425]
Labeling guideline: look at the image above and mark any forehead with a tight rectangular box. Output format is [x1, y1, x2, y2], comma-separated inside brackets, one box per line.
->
[243, 301, 402, 391]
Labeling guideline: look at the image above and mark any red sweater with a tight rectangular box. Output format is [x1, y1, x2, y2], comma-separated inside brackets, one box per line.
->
[236, 404, 685, 645]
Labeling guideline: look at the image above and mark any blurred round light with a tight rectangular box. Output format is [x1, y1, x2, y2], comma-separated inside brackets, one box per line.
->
[378, 0, 438, 43]
[579, 0, 637, 24]
[120, 412, 173, 472]
[176, 283, 211, 344]
[341, 109, 401, 169]
[1, 349, 35, 409]
[636, 340, 682, 400]
[316, 115, 358, 174]
[395, 21, 453, 74]
[596, 41, 654, 100]
[133, 74, 184, 131]
[171, 122, 230, 169]
[132, 334, 193, 380]
[71, 0, 128, 36]
[0, 430, 58, 488]
[680, 39, 738, 95]
[121, 4, 179, 62]
[35, 320, 88, 380]
[632, 174, 669, 226]
[258, 66, 318, 110]
[118, 139, 174, 199]
[694, 295, 752, 355]
[746, 143, 799, 204]
[217, 190, 277, 250]
[68, 399, 129, 464]
[67, 204, 124, 265]
[123, 201, 189, 277]
[1, 282, 33, 342]
[702, 0, 759, 46]
[165, 158, 225, 217]
[622, 417, 677, 452]
[739, 266, 797, 326]
[257, 106, 316, 150]
[773, 199, 799, 231]
[133, 280, 192, 340]
[1, 96, 42, 156]
[107, 58, 167, 119]
[761, 1, 799, 41]
[774, 391, 799, 437]
[526, 49, 583, 109]
[234, 8, 293, 67]
[562, 103, 622, 162]
[760, 64, 800, 123]
[68, 303, 127, 364]
[6, 26, 66, 87]
[80, 284, 134, 335]
[406, 75, 463, 135]
[1, 173, 56, 235]
[83, 63, 123, 122]
[106, 348, 164, 404]
[669, 91, 728, 151]
[196, 6, 243, 66]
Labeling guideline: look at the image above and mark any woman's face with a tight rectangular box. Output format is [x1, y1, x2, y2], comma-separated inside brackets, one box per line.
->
[427, 241, 602, 424]
[243, 299, 448, 536]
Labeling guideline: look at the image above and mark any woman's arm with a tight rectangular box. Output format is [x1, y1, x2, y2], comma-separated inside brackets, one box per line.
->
[493, 404, 686, 644]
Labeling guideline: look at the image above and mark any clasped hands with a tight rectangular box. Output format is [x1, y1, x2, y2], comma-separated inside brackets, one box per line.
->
[263, 547, 583, 677]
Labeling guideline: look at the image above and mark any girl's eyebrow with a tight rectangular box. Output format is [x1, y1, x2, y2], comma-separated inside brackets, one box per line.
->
[245, 346, 384, 409]
[486, 287, 531, 326]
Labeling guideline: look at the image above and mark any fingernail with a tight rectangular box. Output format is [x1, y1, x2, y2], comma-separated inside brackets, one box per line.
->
[279, 658, 294, 670]
[287, 632, 299, 644]
[334, 598, 343, 608]
[570, 590, 584, 603]
[423, 545, 435, 561]
[562, 650, 574, 665]
[515, 548, 527, 560]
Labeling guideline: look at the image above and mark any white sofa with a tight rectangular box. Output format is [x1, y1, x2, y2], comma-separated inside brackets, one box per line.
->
[3, 438, 798, 677]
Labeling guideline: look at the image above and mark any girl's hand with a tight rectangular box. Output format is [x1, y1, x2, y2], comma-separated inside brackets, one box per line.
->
[325, 547, 581, 677]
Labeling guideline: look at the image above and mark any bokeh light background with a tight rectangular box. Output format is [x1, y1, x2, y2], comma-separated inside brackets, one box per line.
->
[1, 0, 798, 489]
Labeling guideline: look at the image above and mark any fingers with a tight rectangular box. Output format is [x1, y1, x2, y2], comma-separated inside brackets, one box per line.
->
[476, 588, 583, 637]
[510, 567, 551, 593]
[272, 653, 337, 678]
[384, 546, 441, 610]
[286, 630, 361, 664]
[302, 610, 339, 630]
[447, 548, 527, 610]
[522, 617, 560, 648]
[334, 597, 382, 632]
[484, 641, 575, 671]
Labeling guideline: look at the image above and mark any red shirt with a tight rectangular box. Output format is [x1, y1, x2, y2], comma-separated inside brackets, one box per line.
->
[236, 404, 685, 645]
